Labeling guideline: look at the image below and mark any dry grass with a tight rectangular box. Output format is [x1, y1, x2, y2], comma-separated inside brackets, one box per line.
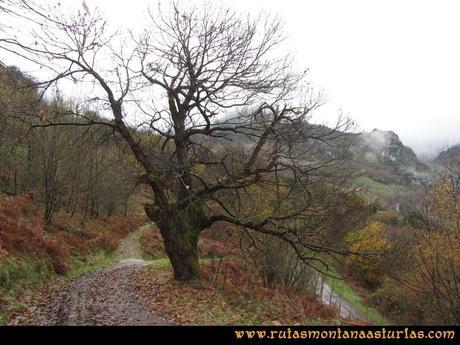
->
[131, 257, 338, 325]
[0, 193, 144, 275]
[203, 259, 337, 324]
[133, 220, 339, 324]
[139, 227, 164, 258]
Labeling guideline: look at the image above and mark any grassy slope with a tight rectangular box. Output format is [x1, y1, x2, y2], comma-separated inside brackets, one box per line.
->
[323, 268, 389, 325]
[353, 176, 407, 203]
[0, 257, 52, 324]
[336, 175, 404, 324]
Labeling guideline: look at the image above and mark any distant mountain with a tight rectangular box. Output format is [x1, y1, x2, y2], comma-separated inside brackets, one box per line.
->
[434, 144, 460, 166]
[347, 129, 432, 185]
[304, 127, 432, 185]
[212, 122, 432, 186]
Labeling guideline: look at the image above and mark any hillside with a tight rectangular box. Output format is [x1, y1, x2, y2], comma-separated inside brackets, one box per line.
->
[0, 192, 145, 323]
[3, 197, 365, 326]
[1, 0, 458, 328]
[348, 129, 431, 185]
[434, 144, 460, 165]
[295, 126, 431, 185]
[211, 122, 431, 186]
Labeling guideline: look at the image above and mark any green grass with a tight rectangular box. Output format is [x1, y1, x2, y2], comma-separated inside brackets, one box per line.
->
[66, 250, 117, 279]
[323, 266, 389, 325]
[354, 176, 407, 203]
[149, 257, 171, 269]
[0, 256, 53, 324]
[146, 257, 219, 270]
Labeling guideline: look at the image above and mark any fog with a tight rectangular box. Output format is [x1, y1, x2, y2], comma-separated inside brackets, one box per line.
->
[218, 0, 460, 158]
[3, 0, 460, 158]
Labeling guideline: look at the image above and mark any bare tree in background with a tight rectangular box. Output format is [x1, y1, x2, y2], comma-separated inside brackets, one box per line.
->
[0, 0, 355, 281]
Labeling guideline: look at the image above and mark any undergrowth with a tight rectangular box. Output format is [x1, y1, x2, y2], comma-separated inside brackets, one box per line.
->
[0, 192, 144, 324]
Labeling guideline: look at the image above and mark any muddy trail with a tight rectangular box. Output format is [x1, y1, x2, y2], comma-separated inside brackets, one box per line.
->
[8, 224, 368, 325]
[10, 225, 167, 326]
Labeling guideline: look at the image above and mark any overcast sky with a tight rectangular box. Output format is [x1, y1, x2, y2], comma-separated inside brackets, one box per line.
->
[5, 0, 460, 157]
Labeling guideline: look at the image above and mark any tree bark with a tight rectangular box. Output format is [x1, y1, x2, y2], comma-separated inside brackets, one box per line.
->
[145, 202, 207, 281]
[163, 223, 201, 281]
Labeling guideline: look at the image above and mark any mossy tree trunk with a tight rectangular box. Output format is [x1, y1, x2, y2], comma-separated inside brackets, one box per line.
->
[145, 202, 208, 281]
[161, 221, 201, 281]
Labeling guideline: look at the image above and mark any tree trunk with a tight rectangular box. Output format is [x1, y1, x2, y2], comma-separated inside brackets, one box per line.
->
[162, 224, 201, 281]
[145, 203, 207, 282]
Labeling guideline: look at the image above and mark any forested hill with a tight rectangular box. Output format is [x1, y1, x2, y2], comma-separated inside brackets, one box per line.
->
[435, 144, 460, 164]
[297, 126, 431, 185]
[346, 129, 431, 185]
[0, 64, 141, 216]
[0, 66, 432, 191]
[0, 0, 458, 325]
[216, 121, 432, 186]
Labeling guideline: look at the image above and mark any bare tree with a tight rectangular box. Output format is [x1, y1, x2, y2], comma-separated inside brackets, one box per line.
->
[0, 0, 355, 281]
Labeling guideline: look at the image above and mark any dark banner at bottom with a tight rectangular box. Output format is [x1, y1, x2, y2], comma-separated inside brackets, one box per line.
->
[0, 326, 457, 344]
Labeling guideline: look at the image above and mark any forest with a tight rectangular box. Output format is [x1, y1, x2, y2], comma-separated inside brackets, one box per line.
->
[0, 0, 458, 327]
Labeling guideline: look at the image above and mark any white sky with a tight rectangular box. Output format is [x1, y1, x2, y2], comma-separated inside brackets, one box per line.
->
[225, 0, 460, 158]
[4, 0, 460, 157]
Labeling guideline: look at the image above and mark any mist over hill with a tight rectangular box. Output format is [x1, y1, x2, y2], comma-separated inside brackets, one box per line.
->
[293, 125, 433, 186]
[434, 144, 460, 165]
[208, 120, 434, 186]
[347, 129, 432, 185]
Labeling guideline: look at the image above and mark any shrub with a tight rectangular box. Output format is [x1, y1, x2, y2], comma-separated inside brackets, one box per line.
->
[345, 221, 391, 288]
[0, 194, 47, 257]
[370, 279, 406, 317]
[140, 227, 164, 258]
[96, 233, 120, 253]
[198, 223, 240, 258]
[375, 210, 400, 226]
[241, 232, 317, 292]
[44, 239, 70, 275]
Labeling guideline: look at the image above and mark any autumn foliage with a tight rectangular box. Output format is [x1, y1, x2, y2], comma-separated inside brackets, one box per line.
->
[345, 221, 391, 288]
[0, 192, 143, 275]
[396, 173, 460, 324]
[343, 172, 460, 325]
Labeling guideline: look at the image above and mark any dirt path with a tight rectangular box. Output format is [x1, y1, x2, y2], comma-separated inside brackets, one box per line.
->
[8, 223, 369, 325]
[11, 224, 167, 325]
